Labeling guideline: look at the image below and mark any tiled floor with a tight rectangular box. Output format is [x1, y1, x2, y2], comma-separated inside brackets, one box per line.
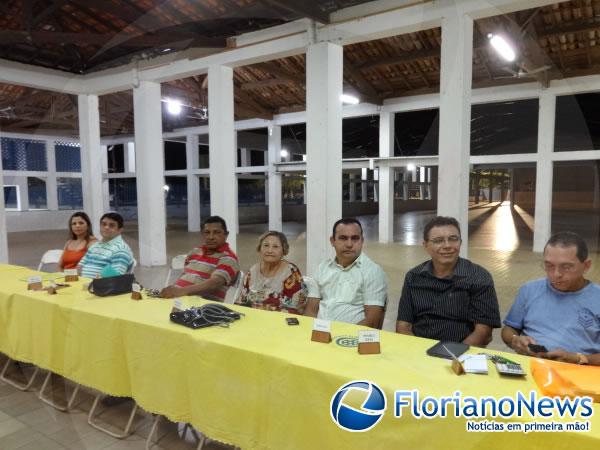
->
[3, 202, 600, 448]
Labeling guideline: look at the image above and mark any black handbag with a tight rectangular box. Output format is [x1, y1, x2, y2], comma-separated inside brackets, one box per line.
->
[88, 273, 135, 297]
[170, 304, 243, 329]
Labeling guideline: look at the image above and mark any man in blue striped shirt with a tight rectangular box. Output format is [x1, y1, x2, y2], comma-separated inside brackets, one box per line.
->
[78, 212, 134, 279]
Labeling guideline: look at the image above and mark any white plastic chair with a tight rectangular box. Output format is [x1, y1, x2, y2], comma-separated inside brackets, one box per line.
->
[5, 249, 62, 391]
[145, 416, 206, 450]
[87, 392, 138, 439]
[128, 258, 137, 274]
[303, 276, 319, 298]
[37, 249, 63, 271]
[38, 371, 80, 412]
[0, 358, 40, 391]
[164, 254, 187, 287]
[224, 270, 244, 304]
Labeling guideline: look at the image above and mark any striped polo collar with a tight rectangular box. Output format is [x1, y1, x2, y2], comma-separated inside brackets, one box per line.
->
[201, 242, 231, 255]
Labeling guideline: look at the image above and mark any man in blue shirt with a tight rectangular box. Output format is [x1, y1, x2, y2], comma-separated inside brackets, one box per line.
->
[502, 232, 600, 366]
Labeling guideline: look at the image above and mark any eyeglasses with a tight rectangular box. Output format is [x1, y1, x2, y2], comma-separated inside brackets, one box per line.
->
[427, 235, 461, 246]
[541, 262, 579, 274]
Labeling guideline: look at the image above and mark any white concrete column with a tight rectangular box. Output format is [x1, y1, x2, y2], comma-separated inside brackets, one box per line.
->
[306, 42, 343, 275]
[125, 142, 136, 173]
[349, 174, 357, 202]
[402, 182, 409, 200]
[234, 132, 239, 235]
[533, 90, 556, 252]
[593, 164, 600, 209]
[378, 109, 395, 243]
[186, 134, 201, 232]
[208, 65, 238, 251]
[361, 181, 368, 202]
[437, 10, 473, 254]
[427, 167, 432, 199]
[240, 147, 250, 167]
[303, 178, 307, 205]
[17, 178, 29, 211]
[78, 94, 104, 228]
[133, 81, 167, 266]
[0, 144, 8, 263]
[264, 175, 269, 206]
[45, 139, 58, 211]
[100, 145, 110, 211]
[267, 125, 282, 231]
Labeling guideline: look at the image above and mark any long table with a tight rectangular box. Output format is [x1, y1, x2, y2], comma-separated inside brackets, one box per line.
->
[0, 263, 598, 449]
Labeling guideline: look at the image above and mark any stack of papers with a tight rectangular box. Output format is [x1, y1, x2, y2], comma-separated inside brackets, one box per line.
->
[458, 354, 489, 374]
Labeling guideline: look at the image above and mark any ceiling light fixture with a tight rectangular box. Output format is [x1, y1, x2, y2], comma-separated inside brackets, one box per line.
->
[340, 94, 360, 105]
[488, 33, 516, 62]
[166, 98, 182, 115]
[280, 149, 289, 158]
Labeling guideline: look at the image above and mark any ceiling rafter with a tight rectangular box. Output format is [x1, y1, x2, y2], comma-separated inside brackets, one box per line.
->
[343, 55, 382, 104]
[537, 18, 600, 39]
[259, 0, 329, 23]
[0, 30, 226, 48]
[357, 47, 440, 71]
[30, 0, 69, 28]
[234, 83, 274, 120]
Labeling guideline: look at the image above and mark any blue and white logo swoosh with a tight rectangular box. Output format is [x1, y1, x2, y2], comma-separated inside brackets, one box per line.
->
[330, 380, 387, 432]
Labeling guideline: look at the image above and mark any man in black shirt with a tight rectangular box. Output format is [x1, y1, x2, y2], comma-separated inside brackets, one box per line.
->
[396, 216, 501, 346]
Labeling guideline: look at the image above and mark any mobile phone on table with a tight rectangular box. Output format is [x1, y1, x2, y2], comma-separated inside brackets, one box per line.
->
[528, 343, 548, 353]
[286, 317, 299, 326]
[426, 341, 469, 359]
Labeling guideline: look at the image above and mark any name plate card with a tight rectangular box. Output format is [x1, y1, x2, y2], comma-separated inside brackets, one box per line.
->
[358, 330, 381, 355]
[64, 269, 79, 282]
[131, 282, 142, 300]
[172, 298, 185, 313]
[311, 318, 332, 343]
[47, 281, 57, 295]
[27, 276, 43, 290]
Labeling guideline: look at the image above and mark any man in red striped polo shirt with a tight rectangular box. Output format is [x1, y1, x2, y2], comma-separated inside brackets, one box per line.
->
[160, 216, 239, 301]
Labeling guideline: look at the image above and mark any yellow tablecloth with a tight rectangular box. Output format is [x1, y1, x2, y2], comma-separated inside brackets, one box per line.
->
[0, 265, 598, 449]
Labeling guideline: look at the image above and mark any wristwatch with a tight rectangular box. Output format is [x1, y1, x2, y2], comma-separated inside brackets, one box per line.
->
[576, 353, 589, 365]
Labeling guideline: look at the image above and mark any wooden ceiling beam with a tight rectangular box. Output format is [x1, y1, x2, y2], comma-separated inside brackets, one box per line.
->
[0, 30, 226, 48]
[258, 61, 304, 85]
[260, 0, 329, 23]
[234, 86, 274, 120]
[536, 19, 600, 39]
[30, 0, 69, 28]
[357, 48, 440, 71]
[162, 84, 202, 105]
[235, 103, 272, 120]
[241, 78, 294, 90]
[7, 115, 75, 127]
[69, 0, 163, 32]
[343, 55, 382, 104]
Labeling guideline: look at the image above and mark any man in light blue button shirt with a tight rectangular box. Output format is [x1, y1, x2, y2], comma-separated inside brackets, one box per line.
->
[304, 218, 387, 328]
